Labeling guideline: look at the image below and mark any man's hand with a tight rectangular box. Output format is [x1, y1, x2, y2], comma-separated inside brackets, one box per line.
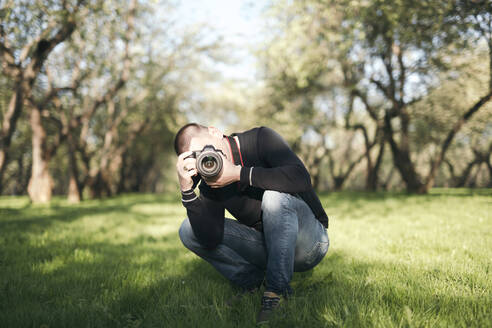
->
[203, 153, 241, 188]
[176, 151, 198, 191]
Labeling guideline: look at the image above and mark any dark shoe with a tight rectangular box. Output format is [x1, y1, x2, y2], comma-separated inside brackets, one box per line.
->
[225, 286, 259, 307]
[256, 291, 284, 325]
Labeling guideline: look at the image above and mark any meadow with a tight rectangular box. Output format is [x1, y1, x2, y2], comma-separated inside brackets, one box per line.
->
[0, 189, 490, 327]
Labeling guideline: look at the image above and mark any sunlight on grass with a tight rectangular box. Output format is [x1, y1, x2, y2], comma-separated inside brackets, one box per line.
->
[33, 256, 65, 274]
[0, 189, 490, 327]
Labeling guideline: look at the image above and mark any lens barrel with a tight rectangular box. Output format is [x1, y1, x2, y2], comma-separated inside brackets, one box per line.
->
[196, 148, 223, 178]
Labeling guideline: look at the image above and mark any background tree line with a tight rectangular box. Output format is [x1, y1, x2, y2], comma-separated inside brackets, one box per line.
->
[0, 0, 222, 202]
[0, 0, 490, 203]
[227, 0, 491, 193]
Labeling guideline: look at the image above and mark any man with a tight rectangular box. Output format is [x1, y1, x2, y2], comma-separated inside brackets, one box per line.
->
[175, 123, 329, 324]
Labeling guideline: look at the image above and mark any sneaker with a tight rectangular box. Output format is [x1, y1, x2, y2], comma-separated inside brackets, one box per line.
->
[225, 286, 259, 307]
[256, 291, 285, 325]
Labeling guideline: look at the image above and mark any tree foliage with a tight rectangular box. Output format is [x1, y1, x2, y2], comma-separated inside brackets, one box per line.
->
[0, 0, 224, 200]
[1, 0, 490, 198]
[250, 0, 491, 192]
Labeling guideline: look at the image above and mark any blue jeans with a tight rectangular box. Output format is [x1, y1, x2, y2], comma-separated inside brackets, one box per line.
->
[178, 190, 329, 297]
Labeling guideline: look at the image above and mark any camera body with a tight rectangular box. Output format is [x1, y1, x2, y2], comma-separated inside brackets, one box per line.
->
[185, 145, 224, 178]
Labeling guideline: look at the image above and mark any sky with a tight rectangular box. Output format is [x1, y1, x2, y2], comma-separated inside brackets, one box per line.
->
[175, 0, 265, 81]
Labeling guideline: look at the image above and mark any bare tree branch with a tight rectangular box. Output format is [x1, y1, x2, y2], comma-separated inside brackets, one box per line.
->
[423, 90, 492, 190]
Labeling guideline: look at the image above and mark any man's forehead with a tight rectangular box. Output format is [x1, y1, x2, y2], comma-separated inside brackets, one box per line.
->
[189, 137, 206, 150]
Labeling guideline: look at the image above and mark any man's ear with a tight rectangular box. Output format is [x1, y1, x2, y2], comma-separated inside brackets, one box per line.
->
[208, 126, 223, 138]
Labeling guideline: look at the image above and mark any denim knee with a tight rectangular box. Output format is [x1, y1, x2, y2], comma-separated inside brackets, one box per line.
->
[178, 218, 194, 249]
[294, 239, 329, 272]
[261, 190, 295, 214]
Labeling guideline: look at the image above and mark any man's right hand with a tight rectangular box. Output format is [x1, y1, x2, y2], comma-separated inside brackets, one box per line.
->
[176, 151, 198, 191]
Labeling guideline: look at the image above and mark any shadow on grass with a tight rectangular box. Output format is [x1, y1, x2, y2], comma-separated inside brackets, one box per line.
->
[319, 188, 492, 221]
[1, 192, 490, 327]
[1, 235, 490, 327]
[0, 193, 180, 232]
[319, 188, 492, 202]
[0, 206, 127, 231]
[280, 250, 490, 327]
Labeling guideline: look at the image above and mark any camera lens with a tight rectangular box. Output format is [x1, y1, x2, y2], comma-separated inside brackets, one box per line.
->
[197, 151, 223, 178]
[203, 156, 217, 170]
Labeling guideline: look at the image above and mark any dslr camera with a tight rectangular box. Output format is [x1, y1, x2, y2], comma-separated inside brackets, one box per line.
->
[185, 145, 224, 178]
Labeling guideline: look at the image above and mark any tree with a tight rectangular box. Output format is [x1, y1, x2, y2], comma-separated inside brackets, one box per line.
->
[57, 1, 224, 200]
[0, 0, 83, 195]
[254, 0, 387, 191]
[349, 0, 492, 193]
[421, 0, 492, 191]
[258, 0, 491, 192]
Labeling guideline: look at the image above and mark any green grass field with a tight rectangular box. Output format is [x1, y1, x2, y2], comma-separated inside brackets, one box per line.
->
[0, 189, 490, 327]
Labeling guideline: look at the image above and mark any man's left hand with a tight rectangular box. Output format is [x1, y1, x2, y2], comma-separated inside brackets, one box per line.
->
[203, 153, 241, 188]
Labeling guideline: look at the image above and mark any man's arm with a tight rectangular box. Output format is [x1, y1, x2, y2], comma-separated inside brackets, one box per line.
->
[181, 186, 225, 249]
[177, 150, 224, 249]
[239, 127, 312, 193]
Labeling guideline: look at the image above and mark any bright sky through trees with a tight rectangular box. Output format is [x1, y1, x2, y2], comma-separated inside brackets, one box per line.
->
[176, 0, 264, 81]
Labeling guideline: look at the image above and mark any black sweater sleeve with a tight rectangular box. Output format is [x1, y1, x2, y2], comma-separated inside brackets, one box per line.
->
[181, 182, 224, 249]
[240, 127, 312, 193]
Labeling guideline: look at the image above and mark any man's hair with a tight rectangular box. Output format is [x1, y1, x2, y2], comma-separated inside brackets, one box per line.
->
[174, 123, 208, 155]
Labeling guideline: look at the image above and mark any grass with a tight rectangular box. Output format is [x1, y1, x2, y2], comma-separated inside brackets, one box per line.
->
[0, 189, 490, 327]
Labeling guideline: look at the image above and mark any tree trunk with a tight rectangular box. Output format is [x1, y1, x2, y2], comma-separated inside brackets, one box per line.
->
[0, 85, 23, 193]
[14, 156, 25, 195]
[116, 151, 128, 194]
[444, 159, 457, 186]
[312, 170, 321, 191]
[310, 153, 325, 191]
[88, 171, 112, 199]
[68, 175, 81, 203]
[333, 176, 345, 191]
[27, 108, 53, 203]
[381, 166, 395, 190]
[329, 152, 365, 191]
[366, 138, 385, 191]
[487, 161, 492, 188]
[88, 163, 115, 199]
[129, 159, 141, 192]
[0, 151, 8, 194]
[467, 164, 481, 188]
[67, 138, 82, 203]
[384, 112, 424, 192]
[455, 161, 479, 187]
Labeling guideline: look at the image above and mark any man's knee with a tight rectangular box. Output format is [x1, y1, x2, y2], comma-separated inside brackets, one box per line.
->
[294, 240, 329, 272]
[178, 218, 195, 249]
[261, 190, 294, 212]
[261, 190, 298, 228]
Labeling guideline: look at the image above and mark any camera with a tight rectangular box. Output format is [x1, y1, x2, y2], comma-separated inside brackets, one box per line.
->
[185, 145, 224, 178]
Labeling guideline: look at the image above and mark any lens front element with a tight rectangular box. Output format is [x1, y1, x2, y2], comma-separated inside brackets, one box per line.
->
[203, 156, 217, 170]
[197, 151, 223, 178]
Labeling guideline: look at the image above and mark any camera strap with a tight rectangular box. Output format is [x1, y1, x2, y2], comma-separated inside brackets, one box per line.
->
[226, 135, 244, 166]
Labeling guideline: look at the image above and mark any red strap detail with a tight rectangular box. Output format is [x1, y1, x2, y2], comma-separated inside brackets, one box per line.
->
[234, 137, 244, 166]
[225, 137, 235, 164]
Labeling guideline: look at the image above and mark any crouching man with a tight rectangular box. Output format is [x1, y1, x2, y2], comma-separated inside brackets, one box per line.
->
[174, 123, 329, 324]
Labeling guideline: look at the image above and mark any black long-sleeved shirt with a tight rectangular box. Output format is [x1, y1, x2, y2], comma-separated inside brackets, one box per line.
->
[181, 126, 329, 249]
